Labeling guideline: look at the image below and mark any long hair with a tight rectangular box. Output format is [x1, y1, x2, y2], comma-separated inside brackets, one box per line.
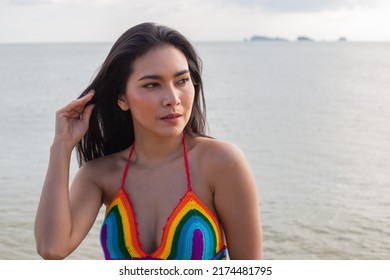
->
[76, 22, 207, 166]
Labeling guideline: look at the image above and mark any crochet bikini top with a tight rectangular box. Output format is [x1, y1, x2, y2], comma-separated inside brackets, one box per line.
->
[100, 134, 227, 259]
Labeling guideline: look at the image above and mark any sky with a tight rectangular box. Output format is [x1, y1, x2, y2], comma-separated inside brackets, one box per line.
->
[1, 0, 390, 43]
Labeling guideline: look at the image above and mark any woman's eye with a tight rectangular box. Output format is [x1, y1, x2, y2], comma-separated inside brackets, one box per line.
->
[177, 77, 190, 85]
[143, 83, 160, 88]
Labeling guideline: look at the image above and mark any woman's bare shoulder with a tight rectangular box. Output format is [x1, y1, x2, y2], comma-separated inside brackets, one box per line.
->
[83, 148, 129, 169]
[188, 137, 251, 193]
[75, 148, 130, 185]
[191, 136, 246, 168]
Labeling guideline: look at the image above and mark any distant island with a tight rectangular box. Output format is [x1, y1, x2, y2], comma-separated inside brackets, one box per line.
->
[296, 36, 348, 42]
[249, 35, 289, 42]
[247, 35, 348, 42]
[297, 36, 314, 42]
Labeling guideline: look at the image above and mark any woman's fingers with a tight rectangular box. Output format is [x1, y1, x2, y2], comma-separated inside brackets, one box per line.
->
[80, 103, 95, 124]
[54, 90, 96, 145]
[74, 91, 95, 120]
[70, 90, 95, 122]
[58, 90, 95, 120]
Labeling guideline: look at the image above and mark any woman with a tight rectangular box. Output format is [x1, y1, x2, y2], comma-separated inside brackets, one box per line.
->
[35, 22, 262, 260]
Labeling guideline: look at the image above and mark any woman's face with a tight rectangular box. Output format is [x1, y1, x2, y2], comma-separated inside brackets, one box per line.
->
[119, 45, 195, 139]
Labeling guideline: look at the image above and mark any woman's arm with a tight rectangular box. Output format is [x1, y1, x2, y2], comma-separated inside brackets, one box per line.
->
[34, 91, 100, 259]
[210, 141, 263, 259]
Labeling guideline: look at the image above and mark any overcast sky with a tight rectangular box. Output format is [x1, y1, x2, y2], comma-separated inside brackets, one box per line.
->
[1, 0, 390, 43]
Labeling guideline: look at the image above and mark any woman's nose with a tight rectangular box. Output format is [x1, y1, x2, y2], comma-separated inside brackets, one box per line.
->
[162, 84, 181, 107]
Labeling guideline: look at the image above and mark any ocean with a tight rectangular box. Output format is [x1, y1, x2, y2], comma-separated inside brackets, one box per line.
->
[0, 41, 389, 259]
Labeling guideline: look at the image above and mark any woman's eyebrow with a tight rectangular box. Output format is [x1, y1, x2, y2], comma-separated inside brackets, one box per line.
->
[137, 70, 190, 81]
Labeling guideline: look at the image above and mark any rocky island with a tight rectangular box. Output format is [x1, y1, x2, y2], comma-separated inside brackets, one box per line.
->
[247, 35, 348, 42]
[249, 35, 289, 42]
[297, 36, 314, 42]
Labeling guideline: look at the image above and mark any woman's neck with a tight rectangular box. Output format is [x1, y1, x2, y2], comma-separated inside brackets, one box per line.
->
[132, 133, 184, 167]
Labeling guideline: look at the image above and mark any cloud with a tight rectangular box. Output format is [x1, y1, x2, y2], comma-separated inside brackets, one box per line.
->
[5, 0, 50, 5]
[3, 0, 118, 6]
[222, 0, 386, 12]
[0, 0, 389, 42]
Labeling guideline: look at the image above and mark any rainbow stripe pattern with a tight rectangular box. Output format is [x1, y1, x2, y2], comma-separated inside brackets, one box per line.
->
[100, 188, 227, 260]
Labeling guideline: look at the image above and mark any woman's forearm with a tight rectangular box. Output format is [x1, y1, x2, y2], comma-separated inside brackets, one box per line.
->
[34, 141, 74, 259]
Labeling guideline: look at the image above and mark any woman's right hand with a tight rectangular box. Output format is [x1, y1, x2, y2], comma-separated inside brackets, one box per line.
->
[53, 90, 95, 149]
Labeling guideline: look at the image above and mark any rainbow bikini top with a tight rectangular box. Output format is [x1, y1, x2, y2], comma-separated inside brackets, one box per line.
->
[100, 135, 227, 260]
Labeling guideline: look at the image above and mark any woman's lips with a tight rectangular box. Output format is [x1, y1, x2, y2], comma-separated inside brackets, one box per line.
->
[161, 113, 182, 119]
[160, 113, 182, 123]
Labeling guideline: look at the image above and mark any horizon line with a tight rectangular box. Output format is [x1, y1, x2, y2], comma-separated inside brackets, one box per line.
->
[1, 39, 390, 45]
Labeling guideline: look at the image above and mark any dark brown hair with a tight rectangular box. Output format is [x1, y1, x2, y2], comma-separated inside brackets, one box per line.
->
[76, 22, 207, 166]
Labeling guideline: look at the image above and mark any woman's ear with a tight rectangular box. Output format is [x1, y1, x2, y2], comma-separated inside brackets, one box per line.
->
[117, 95, 130, 111]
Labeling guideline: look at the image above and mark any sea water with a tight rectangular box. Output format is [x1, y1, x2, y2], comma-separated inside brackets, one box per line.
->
[0, 41, 389, 259]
